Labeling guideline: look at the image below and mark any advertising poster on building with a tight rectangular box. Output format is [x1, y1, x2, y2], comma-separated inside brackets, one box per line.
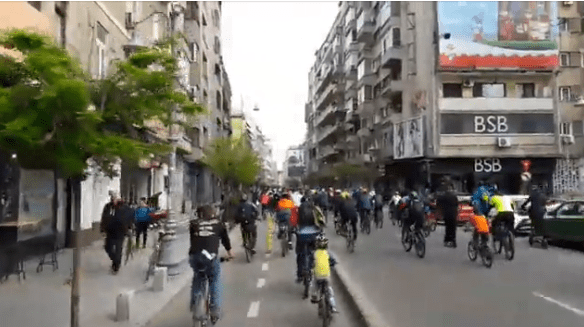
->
[438, 1, 558, 70]
[394, 117, 424, 160]
[17, 170, 55, 242]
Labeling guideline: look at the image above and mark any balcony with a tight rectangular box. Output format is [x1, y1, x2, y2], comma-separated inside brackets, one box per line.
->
[357, 73, 376, 88]
[322, 43, 333, 62]
[317, 123, 341, 144]
[346, 41, 359, 54]
[380, 77, 404, 98]
[357, 100, 375, 115]
[318, 145, 336, 160]
[382, 48, 406, 67]
[356, 11, 375, 43]
[347, 154, 373, 165]
[315, 104, 337, 127]
[315, 64, 333, 94]
[315, 82, 339, 110]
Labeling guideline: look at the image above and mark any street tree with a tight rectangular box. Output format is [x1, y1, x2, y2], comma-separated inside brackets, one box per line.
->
[0, 30, 204, 327]
[202, 137, 261, 221]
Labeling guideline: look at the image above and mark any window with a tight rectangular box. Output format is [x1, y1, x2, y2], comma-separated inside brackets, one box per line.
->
[574, 121, 584, 136]
[560, 86, 571, 102]
[559, 18, 568, 32]
[392, 27, 401, 47]
[381, 107, 389, 118]
[560, 53, 570, 66]
[382, 132, 389, 146]
[472, 83, 506, 98]
[560, 122, 573, 136]
[520, 83, 535, 98]
[96, 22, 108, 79]
[443, 83, 462, 98]
[28, 1, 41, 11]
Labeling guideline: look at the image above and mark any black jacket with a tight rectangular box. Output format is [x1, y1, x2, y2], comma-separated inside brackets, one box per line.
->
[340, 199, 359, 222]
[523, 189, 546, 215]
[298, 201, 317, 228]
[100, 202, 133, 238]
[437, 191, 459, 219]
[189, 218, 232, 256]
[235, 201, 259, 225]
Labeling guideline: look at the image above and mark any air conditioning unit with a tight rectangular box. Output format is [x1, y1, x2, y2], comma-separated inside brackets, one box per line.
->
[463, 79, 474, 87]
[575, 96, 584, 106]
[563, 1, 574, 6]
[498, 137, 511, 148]
[562, 135, 575, 145]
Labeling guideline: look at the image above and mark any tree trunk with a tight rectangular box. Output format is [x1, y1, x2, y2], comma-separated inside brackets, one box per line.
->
[70, 177, 81, 327]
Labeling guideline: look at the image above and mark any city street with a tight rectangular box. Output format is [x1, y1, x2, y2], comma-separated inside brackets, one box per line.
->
[147, 220, 362, 327]
[327, 211, 584, 327]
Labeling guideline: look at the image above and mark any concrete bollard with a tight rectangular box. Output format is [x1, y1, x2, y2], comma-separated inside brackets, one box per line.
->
[152, 266, 167, 292]
[116, 290, 133, 322]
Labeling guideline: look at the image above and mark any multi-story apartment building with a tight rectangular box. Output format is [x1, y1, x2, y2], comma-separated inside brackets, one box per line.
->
[283, 144, 307, 186]
[555, 1, 584, 194]
[0, 1, 231, 249]
[307, 1, 561, 195]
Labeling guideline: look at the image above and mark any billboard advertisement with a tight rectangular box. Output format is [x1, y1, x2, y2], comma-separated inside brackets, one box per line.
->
[438, 1, 558, 70]
[394, 117, 424, 160]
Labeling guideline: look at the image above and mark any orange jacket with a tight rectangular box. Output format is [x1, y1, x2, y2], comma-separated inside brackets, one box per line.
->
[471, 214, 490, 234]
[277, 198, 295, 211]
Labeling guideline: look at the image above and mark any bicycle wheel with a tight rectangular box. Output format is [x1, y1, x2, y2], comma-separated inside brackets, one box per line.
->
[430, 220, 437, 232]
[415, 233, 426, 258]
[402, 229, 413, 252]
[281, 235, 288, 257]
[321, 295, 331, 327]
[365, 220, 371, 235]
[346, 227, 355, 253]
[467, 241, 478, 261]
[504, 232, 515, 261]
[481, 246, 493, 268]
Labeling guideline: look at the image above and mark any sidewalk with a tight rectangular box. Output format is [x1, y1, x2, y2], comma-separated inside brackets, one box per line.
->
[0, 218, 194, 327]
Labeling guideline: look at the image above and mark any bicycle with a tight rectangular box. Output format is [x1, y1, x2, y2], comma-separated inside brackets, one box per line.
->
[467, 230, 493, 268]
[401, 224, 426, 258]
[374, 208, 383, 229]
[124, 229, 136, 266]
[192, 256, 231, 327]
[145, 230, 169, 282]
[278, 221, 290, 257]
[422, 218, 437, 238]
[360, 211, 371, 235]
[492, 220, 515, 261]
[241, 225, 255, 263]
[301, 249, 314, 300]
[313, 279, 334, 327]
[341, 222, 356, 253]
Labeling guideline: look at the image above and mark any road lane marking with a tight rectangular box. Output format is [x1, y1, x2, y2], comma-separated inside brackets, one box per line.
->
[533, 292, 584, 317]
[257, 278, 265, 288]
[262, 263, 268, 271]
[247, 301, 260, 318]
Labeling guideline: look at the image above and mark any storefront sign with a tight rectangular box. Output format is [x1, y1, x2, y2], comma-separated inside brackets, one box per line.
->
[441, 113, 554, 134]
[474, 158, 502, 173]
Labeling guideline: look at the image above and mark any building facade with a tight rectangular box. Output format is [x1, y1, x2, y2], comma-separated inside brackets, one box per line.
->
[283, 144, 307, 186]
[306, 1, 562, 195]
[0, 1, 232, 249]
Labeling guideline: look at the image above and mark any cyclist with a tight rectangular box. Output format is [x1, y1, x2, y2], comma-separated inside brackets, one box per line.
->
[339, 191, 359, 241]
[357, 189, 372, 231]
[470, 207, 490, 247]
[276, 193, 295, 248]
[489, 190, 515, 247]
[235, 194, 259, 255]
[389, 191, 401, 225]
[296, 193, 324, 285]
[310, 233, 339, 314]
[400, 191, 425, 240]
[188, 205, 234, 323]
[373, 190, 384, 227]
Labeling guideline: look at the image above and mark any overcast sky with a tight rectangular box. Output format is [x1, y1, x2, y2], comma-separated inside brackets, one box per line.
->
[222, 1, 339, 170]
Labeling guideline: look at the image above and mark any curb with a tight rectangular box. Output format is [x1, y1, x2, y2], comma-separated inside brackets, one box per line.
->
[332, 263, 392, 327]
[137, 226, 240, 327]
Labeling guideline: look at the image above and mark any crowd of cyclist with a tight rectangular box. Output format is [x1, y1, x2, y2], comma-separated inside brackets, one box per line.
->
[186, 180, 549, 323]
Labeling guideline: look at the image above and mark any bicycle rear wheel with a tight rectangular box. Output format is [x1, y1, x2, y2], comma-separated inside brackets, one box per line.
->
[321, 295, 331, 327]
[415, 233, 426, 258]
[346, 227, 355, 253]
[467, 241, 478, 261]
[402, 229, 413, 252]
[503, 232, 515, 261]
[481, 246, 493, 268]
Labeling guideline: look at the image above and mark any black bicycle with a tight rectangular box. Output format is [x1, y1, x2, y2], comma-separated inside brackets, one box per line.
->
[278, 221, 290, 257]
[374, 208, 383, 229]
[402, 224, 426, 258]
[492, 220, 515, 261]
[241, 225, 254, 263]
[192, 256, 231, 327]
[360, 211, 371, 235]
[467, 231, 493, 268]
[313, 279, 333, 327]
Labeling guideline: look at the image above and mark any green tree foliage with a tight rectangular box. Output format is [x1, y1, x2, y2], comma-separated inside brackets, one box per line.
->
[0, 30, 203, 178]
[203, 137, 261, 188]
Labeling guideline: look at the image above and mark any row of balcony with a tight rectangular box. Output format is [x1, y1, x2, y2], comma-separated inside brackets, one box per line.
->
[314, 103, 338, 127]
[315, 80, 341, 110]
[317, 122, 342, 144]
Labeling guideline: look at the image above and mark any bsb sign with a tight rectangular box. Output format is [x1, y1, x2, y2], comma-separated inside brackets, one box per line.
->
[441, 113, 554, 134]
[474, 158, 502, 173]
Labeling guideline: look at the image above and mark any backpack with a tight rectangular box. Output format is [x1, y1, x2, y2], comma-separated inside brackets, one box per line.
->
[410, 197, 425, 216]
[238, 203, 255, 224]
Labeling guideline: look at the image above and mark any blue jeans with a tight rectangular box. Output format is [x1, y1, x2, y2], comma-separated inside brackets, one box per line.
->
[189, 252, 222, 315]
[295, 228, 319, 279]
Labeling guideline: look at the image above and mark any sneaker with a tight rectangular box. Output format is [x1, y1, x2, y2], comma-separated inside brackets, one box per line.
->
[250, 249, 257, 255]
[288, 242, 293, 250]
[311, 295, 319, 303]
[331, 307, 339, 314]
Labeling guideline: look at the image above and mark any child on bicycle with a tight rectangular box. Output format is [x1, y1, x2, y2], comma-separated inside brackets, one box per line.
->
[310, 233, 339, 314]
[470, 207, 490, 246]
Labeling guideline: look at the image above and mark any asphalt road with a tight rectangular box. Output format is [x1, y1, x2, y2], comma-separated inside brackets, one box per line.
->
[327, 209, 584, 327]
[147, 219, 363, 327]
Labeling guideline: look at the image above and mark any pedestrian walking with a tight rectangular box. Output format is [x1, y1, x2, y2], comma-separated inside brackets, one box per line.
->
[134, 197, 152, 249]
[100, 191, 133, 274]
[437, 184, 459, 248]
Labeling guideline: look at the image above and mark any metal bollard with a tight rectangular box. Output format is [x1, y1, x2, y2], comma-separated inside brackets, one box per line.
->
[152, 267, 167, 292]
[156, 210, 187, 276]
[116, 290, 133, 321]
